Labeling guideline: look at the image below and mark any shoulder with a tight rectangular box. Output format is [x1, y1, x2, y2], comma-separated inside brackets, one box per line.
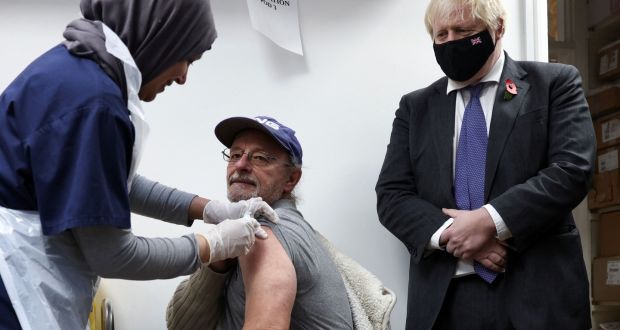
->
[47, 45, 125, 108]
[4, 45, 129, 137]
[258, 201, 322, 272]
[398, 77, 447, 112]
[16, 44, 125, 112]
[402, 77, 447, 101]
[512, 58, 581, 84]
[260, 200, 309, 231]
[270, 201, 316, 245]
[514, 58, 576, 72]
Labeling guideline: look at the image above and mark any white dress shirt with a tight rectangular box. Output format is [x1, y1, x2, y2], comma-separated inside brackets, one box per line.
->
[428, 52, 512, 277]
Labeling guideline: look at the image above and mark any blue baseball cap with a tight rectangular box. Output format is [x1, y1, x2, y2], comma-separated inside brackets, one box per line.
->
[214, 116, 303, 165]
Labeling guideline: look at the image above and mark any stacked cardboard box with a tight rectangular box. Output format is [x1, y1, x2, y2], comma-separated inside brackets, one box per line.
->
[588, 0, 620, 28]
[589, 107, 620, 209]
[588, 87, 620, 118]
[592, 211, 620, 303]
[588, 65, 620, 303]
[598, 40, 620, 81]
[593, 256, 620, 303]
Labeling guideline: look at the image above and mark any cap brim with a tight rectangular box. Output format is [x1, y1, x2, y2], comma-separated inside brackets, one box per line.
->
[214, 117, 276, 147]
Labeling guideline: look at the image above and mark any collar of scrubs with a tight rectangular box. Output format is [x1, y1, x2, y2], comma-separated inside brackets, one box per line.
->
[101, 23, 150, 189]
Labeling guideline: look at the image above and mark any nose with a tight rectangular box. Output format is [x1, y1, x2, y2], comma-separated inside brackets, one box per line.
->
[176, 72, 187, 85]
[445, 30, 458, 42]
[175, 64, 189, 85]
[233, 153, 252, 171]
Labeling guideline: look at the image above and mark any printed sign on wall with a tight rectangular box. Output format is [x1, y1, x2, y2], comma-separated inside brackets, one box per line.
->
[247, 0, 303, 55]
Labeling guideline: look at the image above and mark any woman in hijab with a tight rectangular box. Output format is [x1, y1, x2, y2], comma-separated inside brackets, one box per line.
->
[0, 0, 276, 329]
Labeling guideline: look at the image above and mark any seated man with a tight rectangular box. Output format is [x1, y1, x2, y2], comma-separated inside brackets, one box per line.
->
[167, 116, 354, 330]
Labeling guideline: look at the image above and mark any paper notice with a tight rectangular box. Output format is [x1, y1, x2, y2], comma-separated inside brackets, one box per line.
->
[598, 149, 619, 172]
[607, 260, 620, 285]
[602, 119, 620, 143]
[246, 0, 303, 55]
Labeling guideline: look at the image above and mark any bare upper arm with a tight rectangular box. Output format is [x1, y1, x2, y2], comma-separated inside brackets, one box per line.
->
[239, 226, 296, 330]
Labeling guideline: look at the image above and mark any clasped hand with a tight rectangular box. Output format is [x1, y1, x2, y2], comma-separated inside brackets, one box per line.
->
[440, 208, 507, 272]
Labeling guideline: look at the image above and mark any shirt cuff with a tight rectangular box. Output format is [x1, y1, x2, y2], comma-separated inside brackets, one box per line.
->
[483, 204, 512, 240]
[427, 218, 454, 250]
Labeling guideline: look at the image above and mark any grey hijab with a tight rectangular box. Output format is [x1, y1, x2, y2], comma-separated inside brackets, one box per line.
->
[63, 0, 217, 102]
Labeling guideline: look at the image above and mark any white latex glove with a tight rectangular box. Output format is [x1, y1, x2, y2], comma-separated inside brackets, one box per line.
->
[200, 216, 268, 264]
[203, 197, 278, 225]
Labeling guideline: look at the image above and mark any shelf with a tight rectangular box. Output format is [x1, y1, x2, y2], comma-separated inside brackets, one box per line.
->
[591, 205, 620, 215]
[549, 40, 577, 49]
[593, 301, 620, 306]
[589, 13, 620, 33]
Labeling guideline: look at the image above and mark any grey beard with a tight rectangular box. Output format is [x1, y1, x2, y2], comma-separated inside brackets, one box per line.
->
[227, 173, 260, 202]
[227, 189, 259, 202]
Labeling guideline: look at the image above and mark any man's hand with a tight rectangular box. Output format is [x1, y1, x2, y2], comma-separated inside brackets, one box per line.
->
[473, 239, 508, 272]
[441, 207, 497, 259]
[203, 197, 279, 225]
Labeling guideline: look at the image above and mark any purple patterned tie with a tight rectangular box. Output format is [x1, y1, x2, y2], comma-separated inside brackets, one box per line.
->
[454, 83, 498, 284]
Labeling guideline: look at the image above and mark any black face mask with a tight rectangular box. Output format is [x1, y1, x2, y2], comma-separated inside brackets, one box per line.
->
[433, 29, 496, 82]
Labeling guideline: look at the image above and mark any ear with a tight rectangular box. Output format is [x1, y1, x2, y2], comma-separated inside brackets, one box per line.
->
[282, 168, 302, 193]
[495, 18, 505, 40]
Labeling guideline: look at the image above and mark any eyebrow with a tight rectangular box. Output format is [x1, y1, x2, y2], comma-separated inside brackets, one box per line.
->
[230, 147, 276, 155]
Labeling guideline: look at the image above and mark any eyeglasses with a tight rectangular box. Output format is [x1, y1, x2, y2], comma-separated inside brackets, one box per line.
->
[222, 148, 284, 167]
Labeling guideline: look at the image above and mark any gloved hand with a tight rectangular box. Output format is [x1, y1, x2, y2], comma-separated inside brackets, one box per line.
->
[203, 197, 278, 225]
[200, 216, 268, 264]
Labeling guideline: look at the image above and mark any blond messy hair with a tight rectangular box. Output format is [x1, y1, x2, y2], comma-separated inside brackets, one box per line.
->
[424, 0, 507, 39]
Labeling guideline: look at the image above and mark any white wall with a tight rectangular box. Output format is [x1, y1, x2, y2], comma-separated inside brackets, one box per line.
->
[0, 1, 545, 329]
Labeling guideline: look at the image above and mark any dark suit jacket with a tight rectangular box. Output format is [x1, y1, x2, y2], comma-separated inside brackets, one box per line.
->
[376, 53, 594, 330]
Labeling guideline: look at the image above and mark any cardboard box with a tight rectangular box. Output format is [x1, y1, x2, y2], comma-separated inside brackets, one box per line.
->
[599, 40, 620, 81]
[588, 87, 620, 118]
[589, 169, 620, 210]
[600, 321, 620, 330]
[588, 0, 620, 28]
[598, 147, 620, 172]
[595, 112, 620, 148]
[593, 309, 620, 330]
[592, 256, 620, 303]
[599, 211, 620, 257]
[589, 147, 620, 210]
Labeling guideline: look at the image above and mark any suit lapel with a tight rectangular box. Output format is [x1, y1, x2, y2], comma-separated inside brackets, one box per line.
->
[485, 54, 530, 200]
[430, 80, 458, 208]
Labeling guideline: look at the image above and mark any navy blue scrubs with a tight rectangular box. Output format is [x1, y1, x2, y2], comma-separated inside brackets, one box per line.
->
[0, 44, 135, 327]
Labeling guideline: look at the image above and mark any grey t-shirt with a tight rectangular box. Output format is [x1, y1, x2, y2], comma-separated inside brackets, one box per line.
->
[221, 199, 354, 330]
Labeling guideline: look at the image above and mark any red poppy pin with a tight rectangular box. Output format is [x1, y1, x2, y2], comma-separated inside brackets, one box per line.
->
[504, 79, 517, 100]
